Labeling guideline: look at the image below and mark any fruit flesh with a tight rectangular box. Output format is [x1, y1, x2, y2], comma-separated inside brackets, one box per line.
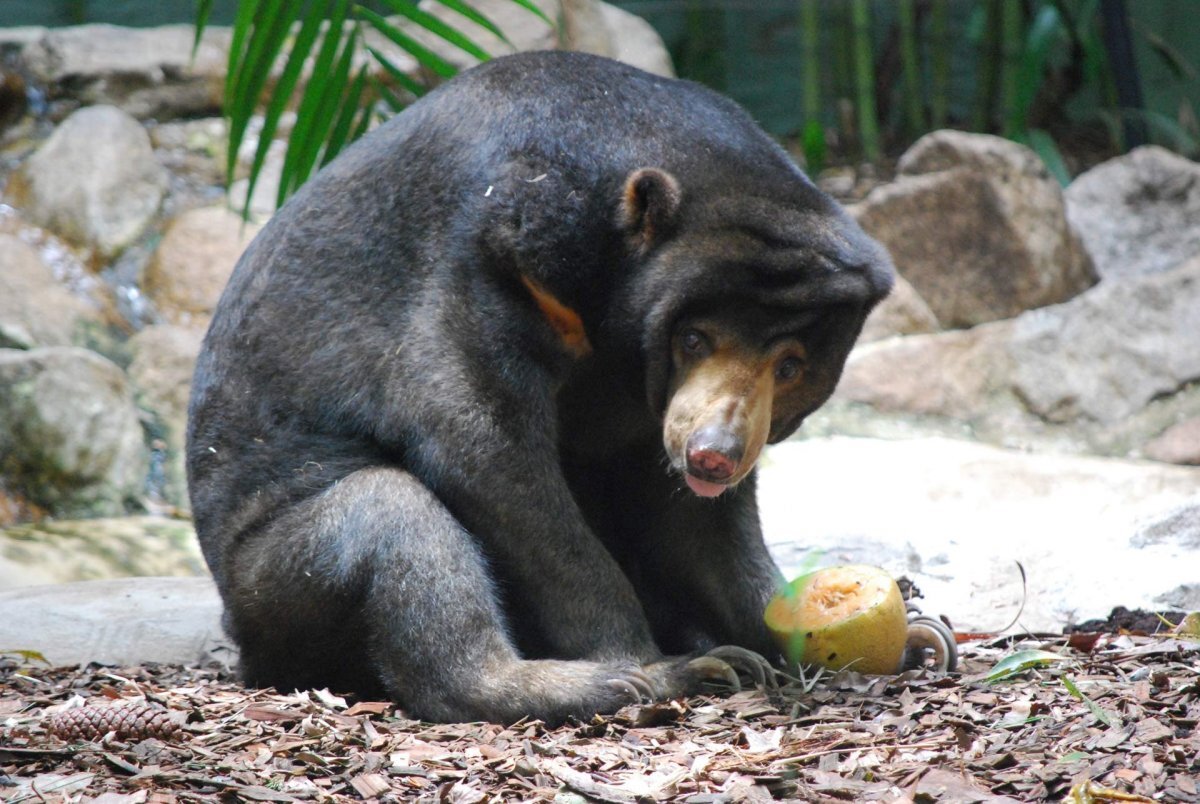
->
[764, 564, 907, 675]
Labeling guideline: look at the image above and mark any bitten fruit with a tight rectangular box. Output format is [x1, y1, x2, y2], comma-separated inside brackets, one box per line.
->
[765, 564, 908, 675]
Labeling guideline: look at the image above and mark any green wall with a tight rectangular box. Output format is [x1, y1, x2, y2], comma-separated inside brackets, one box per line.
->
[2, 0, 1196, 146]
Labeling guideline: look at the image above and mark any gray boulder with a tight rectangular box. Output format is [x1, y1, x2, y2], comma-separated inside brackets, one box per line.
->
[1065, 146, 1200, 280]
[562, 0, 675, 77]
[143, 205, 261, 326]
[18, 24, 227, 120]
[858, 273, 940, 343]
[398, 0, 673, 77]
[852, 131, 1096, 328]
[0, 347, 148, 516]
[1143, 417, 1200, 466]
[0, 233, 99, 349]
[1009, 255, 1200, 423]
[837, 256, 1200, 436]
[836, 320, 1016, 420]
[7, 105, 167, 258]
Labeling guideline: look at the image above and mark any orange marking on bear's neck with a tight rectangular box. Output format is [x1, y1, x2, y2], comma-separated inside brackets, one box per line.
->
[520, 275, 592, 359]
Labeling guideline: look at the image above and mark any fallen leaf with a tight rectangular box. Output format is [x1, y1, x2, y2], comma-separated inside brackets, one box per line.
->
[740, 725, 783, 754]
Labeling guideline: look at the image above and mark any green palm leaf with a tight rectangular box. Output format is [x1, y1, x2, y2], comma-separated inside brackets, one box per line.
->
[373, 0, 492, 63]
[428, 0, 513, 45]
[278, 0, 356, 205]
[192, 0, 213, 57]
[367, 44, 429, 99]
[206, 0, 549, 219]
[357, 6, 459, 79]
[226, 0, 297, 184]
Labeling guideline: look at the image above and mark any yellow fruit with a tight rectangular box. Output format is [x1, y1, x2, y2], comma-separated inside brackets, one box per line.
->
[764, 564, 907, 675]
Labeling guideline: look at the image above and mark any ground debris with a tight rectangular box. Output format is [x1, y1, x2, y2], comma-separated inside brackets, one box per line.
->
[1, 636, 1197, 802]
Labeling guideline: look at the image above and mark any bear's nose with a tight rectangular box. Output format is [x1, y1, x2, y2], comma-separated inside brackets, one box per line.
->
[685, 425, 744, 482]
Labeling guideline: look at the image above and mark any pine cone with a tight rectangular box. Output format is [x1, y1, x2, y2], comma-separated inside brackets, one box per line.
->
[46, 702, 181, 742]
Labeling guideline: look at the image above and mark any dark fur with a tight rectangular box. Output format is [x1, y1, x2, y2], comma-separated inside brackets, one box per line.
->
[187, 51, 893, 724]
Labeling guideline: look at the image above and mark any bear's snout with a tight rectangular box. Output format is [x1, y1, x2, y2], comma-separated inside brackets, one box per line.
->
[685, 425, 743, 483]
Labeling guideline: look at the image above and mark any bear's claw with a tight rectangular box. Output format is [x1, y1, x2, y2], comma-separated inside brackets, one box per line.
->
[704, 644, 775, 690]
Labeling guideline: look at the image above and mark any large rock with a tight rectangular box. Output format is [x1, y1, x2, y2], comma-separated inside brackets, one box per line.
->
[1143, 417, 1200, 466]
[0, 577, 229, 668]
[837, 320, 1015, 419]
[18, 24, 227, 120]
[1009, 255, 1200, 423]
[1065, 146, 1200, 280]
[6, 105, 167, 258]
[760, 437, 1200, 632]
[836, 256, 1200, 437]
[852, 131, 1096, 328]
[0, 516, 204, 587]
[144, 205, 260, 326]
[400, 0, 672, 77]
[127, 324, 206, 510]
[858, 273, 939, 343]
[0, 233, 98, 349]
[0, 347, 148, 517]
[563, 0, 675, 77]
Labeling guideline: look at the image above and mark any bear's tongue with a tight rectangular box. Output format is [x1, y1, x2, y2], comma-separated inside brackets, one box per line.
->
[685, 474, 727, 498]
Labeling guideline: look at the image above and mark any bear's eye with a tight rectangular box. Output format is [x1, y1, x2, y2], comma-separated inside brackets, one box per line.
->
[679, 328, 710, 357]
[776, 356, 804, 382]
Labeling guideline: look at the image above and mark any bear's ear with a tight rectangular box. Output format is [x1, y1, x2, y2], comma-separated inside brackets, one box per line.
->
[620, 167, 681, 249]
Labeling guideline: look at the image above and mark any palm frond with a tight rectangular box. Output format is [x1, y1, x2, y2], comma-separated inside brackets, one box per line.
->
[210, 0, 549, 218]
[356, 6, 460, 79]
[373, 0, 492, 63]
[278, 0, 356, 206]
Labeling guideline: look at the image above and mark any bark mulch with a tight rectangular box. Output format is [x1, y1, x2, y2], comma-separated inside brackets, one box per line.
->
[1, 631, 1197, 803]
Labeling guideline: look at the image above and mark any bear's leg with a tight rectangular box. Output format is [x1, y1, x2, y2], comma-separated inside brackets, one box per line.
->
[585, 450, 785, 663]
[222, 466, 659, 724]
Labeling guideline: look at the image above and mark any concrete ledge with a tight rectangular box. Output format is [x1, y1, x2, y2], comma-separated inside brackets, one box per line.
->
[0, 576, 233, 668]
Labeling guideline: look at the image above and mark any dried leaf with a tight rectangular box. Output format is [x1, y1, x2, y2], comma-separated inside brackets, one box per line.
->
[740, 725, 783, 754]
[2, 633, 1196, 802]
[349, 772, 390, 798]
[311, 688, 348, 710]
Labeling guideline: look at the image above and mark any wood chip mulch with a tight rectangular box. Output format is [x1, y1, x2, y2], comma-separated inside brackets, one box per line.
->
[1, 633, 1197, 803]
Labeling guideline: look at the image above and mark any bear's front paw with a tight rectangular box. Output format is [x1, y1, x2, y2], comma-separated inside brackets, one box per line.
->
[644, 645, 778, 699]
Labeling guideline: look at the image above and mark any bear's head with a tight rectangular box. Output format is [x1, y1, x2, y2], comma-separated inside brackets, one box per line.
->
[618, 167, 894, 497]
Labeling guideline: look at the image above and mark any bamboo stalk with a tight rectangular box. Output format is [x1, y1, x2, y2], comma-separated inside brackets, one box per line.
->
[898, 0, 925, 136]
[972, 0, 1002, 133]
[800, 0, 826, 174]
[1000, 0, 1025, 138]
[801, 0, 821, 125]
[929, 0, 949, 129]
[851, 0, 880, 161]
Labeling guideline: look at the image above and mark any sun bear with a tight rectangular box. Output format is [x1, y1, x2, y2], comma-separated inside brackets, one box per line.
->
[187, 50, 893, 724]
